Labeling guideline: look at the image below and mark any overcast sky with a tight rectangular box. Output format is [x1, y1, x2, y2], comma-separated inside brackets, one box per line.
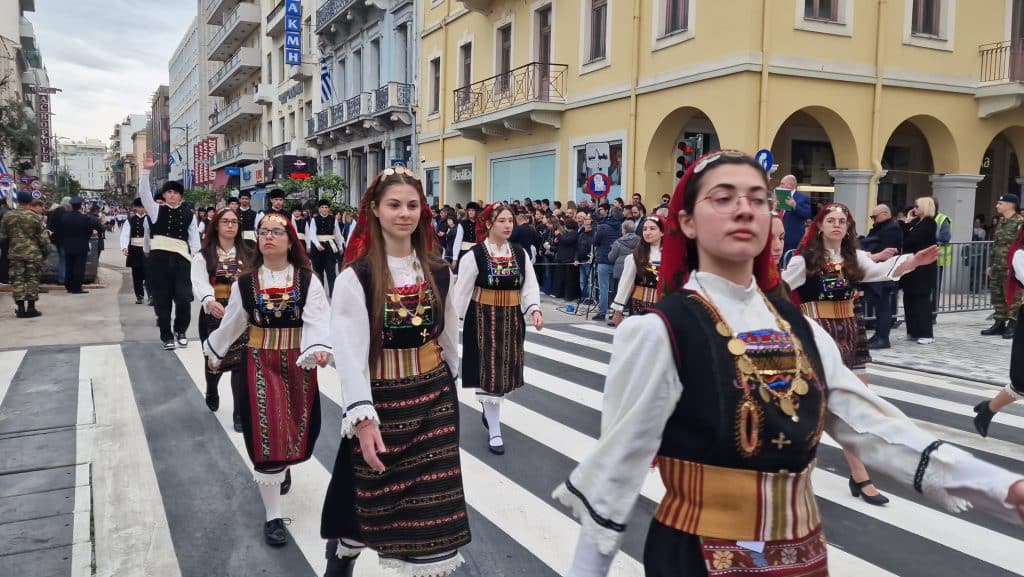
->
[29, 1, 197, 143]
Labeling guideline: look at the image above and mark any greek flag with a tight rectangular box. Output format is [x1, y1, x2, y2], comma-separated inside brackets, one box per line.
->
[0, 156, 8, 176]
[320, 46, 333, 104]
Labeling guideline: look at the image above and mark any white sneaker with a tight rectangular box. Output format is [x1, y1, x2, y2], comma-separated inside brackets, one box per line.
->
[917, 337, 935, 344]
[176, 332, 188, 347]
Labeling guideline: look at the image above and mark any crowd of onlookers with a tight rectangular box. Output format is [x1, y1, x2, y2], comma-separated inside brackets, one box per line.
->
[432, 193, 671, 321]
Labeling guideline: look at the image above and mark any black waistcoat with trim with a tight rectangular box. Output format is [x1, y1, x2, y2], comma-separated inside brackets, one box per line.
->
[351, 260, 451, 350]
[237, 267, 312, 329]
[651, 289, 829, 472]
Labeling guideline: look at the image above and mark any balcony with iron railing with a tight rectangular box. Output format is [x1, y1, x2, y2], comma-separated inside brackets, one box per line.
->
[316, 0, 384, 35]
[208, 47, 261, 97]
[269, 142, 291, 157]
[977, 41, 1024, 118]
[374, 82, 413, 112]
[206, 0, 241, 26]
[307, 117, 316, 138]
[330, 103, 345, 126]
[452, 62, 568, 141]
[208, 1, 260, 61]
[209, 97, 262, 134]
[346, 92, 373, 122]
[211, 141, 262, 169]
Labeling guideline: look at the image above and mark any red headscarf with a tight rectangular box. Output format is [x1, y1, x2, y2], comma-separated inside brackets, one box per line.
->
[343, 169, 437, 266]
[789, 202, 855, 305]
[476, 202, 508, 241]
[657, 150, 780, 298]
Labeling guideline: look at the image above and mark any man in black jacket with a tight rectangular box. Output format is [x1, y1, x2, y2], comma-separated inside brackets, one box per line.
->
[61, 197, 103, 294]
[592, 207, 623, 320]
[861, 204, 903, 349]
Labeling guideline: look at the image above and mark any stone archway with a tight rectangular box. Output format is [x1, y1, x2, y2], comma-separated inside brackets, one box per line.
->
[974, 126, 1024, 222]
[642, 106, 722, 203]
[768, 105, 860, 182]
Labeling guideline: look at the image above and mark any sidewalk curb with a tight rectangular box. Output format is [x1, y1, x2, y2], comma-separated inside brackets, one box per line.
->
[872, 361, 1006, 388]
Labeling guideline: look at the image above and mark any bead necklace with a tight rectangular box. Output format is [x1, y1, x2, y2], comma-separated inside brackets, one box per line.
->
[387, 257, 430, 327]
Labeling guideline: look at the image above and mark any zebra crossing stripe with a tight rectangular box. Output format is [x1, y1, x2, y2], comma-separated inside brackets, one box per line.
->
[80, 345, 182, 577]
[0, 349, 26, 411]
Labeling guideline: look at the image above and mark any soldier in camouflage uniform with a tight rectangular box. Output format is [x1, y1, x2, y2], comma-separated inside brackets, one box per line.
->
[982, 193, 1024, 338]
[0, 191, 50, 318]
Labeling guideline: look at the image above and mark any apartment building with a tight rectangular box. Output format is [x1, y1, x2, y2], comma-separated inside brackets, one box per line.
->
[259, 0, 320, 195]
[169, 14, 216, 185]
[0, 0, 53, 178]
[106, 114, 149, 195]
[307, 0, 417, 205]
[420, 0, 1024, 240]
[206, 0, 265, 190]
[148, 85, 171, 188]
[55, 139, 107, 191]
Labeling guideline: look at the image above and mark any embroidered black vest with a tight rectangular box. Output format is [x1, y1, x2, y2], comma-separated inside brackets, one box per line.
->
[314, 215, 335, 236]
[129, 214, 146, 239]
[651, 290, 828, 472]
[459, 220, 476, 245]
[795, 260, 856, 303]
[149, 204, 190, 241]
[237, 267, 313, 329]
[238, 208, 257, 232]
[294, 218, 307, 236]
[471, 243, 526, 290]
[635, 259, 660, 289]
[210, 256, 241, 287]
[352, 260, 451, 350]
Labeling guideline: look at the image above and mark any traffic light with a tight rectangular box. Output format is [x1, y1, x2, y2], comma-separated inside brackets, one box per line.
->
[675, 135, 704, 179]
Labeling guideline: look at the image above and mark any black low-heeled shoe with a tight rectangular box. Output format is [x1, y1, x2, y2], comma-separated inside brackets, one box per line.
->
[974, 400, 996, 437]
[488, 435, 505, 455]
[280, 468, 292, 495]
[264, 518, 288, 546]
[205, 393, 219, 412]
[849, 477, 889, 506]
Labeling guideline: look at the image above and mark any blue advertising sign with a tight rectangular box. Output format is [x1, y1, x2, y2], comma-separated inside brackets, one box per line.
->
[284, 0, 302, 66]
[224, 167, 241, 176]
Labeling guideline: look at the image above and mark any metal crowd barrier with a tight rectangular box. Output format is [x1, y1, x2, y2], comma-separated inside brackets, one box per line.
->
[861, 240, 994, 321]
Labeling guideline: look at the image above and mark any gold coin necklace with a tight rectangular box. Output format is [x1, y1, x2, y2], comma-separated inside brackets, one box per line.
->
[389, 257, 428, 326]
[696, 276, 814, 423]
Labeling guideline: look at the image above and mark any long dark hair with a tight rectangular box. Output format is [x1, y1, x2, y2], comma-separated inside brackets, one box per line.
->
[247, 212, 312, 274]
[801, 203, 864, 283]
[634, 216, 664, 272]
[201, 207, 253, 277]
[353, 170, 446, 369]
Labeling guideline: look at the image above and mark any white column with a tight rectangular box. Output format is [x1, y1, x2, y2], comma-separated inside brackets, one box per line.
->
[828, 169, 881, 233]
[929, 173, 986, 242]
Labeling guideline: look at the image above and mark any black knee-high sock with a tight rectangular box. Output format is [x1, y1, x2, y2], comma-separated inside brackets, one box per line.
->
[230, 369, 244, 419]
[205, 368, 222, 397]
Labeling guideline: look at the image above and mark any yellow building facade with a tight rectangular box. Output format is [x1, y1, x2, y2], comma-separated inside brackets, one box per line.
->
[417, 0, 1024, 240]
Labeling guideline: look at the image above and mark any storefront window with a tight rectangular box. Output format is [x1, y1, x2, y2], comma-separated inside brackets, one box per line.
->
[425, 168, 441, 207]
[491, 153, 557, 203]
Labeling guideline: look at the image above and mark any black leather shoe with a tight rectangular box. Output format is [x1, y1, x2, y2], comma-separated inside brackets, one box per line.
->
[264, 518, 288, 546]
[981, 320, 1006, 336]
[280, 469, 292, 495]
[488, 435, 505, 455]
[867, 338, 891, 350]
[324, 540, 359, 577]
[233, 413, 243, 432]
[1004, 320, 1017, 340]
[136, 296, 144, 304]
[974, 400, 996, 437]
[205, 393, 219, 412]
[849, 477, 889, 506]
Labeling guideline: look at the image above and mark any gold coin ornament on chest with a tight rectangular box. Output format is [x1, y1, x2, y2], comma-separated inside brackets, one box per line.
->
[397, 308, 409, 318]
[758, 386, 772, 403]
[738, 357, 756, 375]
[727, 338, 747, 356]
[780, 396, 796, 417]
[716, 321, 731, 337]
[274, 311, 282, 318]
[411, 315, 423, 326]
[792, 377, 809, 396]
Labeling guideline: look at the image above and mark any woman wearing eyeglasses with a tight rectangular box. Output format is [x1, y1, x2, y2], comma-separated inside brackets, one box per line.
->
[555, 151, 1024, 577]
[191, 207, 252, 432]
[782, 203, 938, 505]
[321, 167, 470, 577]
[203, 213, 332, 547]
[610, 215, 664, 326]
